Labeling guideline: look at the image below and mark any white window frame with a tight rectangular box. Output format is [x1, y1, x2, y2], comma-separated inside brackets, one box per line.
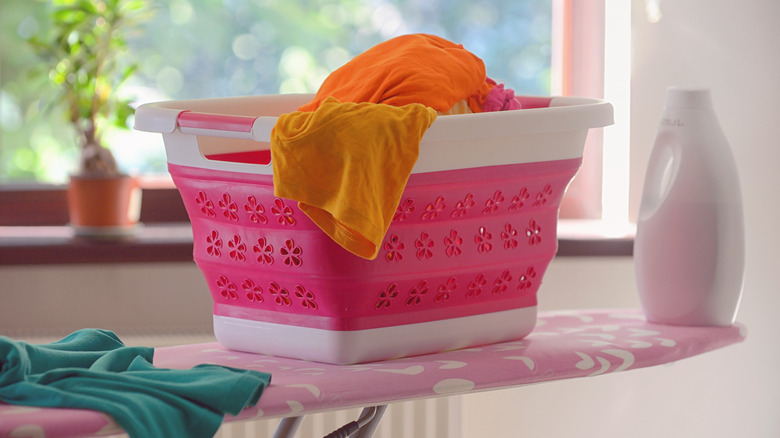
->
[553, 0, 632, 234]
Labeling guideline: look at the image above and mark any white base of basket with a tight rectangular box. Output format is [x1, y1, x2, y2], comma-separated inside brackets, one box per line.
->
[213, 306, 537, 364]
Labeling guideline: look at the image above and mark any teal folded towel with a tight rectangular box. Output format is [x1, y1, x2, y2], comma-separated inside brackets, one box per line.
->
[0, 329, 271, 438]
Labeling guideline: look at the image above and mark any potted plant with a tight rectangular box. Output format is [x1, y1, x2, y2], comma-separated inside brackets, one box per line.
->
[27, 0, 150, 236]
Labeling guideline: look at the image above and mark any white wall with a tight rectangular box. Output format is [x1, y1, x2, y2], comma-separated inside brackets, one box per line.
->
[0, 263, 214, 336]
[462, 1, 780, 436]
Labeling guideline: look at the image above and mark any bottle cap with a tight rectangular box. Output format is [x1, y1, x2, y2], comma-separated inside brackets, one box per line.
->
[665, 86, 713, 109]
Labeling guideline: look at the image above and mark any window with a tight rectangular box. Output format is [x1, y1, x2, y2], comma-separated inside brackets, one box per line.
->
[1, 0, 553, 185]
[3, 1, 637, 263]
[554, 0, 631, 228]
[3, 0, 636, 236]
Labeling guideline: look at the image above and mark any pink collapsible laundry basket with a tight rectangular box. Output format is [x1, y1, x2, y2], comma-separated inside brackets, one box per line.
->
[135, 93, 613, 364]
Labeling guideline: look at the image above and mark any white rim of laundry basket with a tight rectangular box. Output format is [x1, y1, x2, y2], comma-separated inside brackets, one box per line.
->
[134, 94, 614, 175]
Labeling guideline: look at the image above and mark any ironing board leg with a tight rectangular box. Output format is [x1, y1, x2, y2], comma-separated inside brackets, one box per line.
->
[352, 405, 388, 438]
[273, 415, 304, 438]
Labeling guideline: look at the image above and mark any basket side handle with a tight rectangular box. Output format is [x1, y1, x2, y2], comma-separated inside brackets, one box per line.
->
[176, 111, 276, 142]
[134, 102, 276, 141]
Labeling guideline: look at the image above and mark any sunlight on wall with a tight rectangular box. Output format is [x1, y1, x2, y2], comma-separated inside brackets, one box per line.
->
[602, 0, 632, 233]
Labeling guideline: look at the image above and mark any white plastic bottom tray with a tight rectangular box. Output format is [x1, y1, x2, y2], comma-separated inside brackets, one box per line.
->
[213, 306, 537, 364]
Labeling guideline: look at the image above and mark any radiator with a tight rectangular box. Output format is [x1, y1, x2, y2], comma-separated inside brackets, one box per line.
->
[217, 398, 461, 438]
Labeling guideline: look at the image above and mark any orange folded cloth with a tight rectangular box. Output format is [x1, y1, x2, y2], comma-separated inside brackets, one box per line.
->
[271, 97, 437, 259]
[297, 34, 493, 114]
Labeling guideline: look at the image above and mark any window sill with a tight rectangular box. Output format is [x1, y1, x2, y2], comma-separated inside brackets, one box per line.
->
[0, 220, 633, 266]
[0, 224, 195, 265]
[556, 219, 635, 257]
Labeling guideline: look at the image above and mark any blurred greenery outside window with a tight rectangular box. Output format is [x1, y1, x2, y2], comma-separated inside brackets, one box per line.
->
[1, 0, 552, 185]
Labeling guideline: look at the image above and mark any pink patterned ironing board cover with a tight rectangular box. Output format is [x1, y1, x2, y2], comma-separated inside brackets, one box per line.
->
[0, 309, 746, 437]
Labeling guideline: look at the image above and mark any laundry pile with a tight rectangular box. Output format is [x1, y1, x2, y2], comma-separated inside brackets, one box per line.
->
[271, 34, 524, 259]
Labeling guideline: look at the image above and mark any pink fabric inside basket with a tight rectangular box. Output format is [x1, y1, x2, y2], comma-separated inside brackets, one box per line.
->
[206, 150, 273, 165]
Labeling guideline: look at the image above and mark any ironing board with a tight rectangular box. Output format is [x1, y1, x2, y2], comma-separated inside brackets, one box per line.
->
[0, 309, 746, 438]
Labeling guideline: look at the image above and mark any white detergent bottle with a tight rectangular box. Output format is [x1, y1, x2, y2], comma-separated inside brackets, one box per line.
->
[635, 87, 744, 326]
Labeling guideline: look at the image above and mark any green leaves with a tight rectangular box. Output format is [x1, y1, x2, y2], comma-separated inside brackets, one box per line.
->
[25, 0, 152, 158]
[51, 8, 88, 25]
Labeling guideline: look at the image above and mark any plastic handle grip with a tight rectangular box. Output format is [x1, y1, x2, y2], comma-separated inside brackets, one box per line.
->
[176, 111, 277, 141]
[177, 111, 256, 132]
[638, 131, 680, 221]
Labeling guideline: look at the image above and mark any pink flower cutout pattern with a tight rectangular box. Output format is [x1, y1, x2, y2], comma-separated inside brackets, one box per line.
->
[482, 190, 505, 215]
[475, 227, 493, 254]
[509, 187, 531, 211]
[518, 266, 538, 292]
[242, 279, 263, 303]
[451, 193, 475, 218]
[406, 281, 429, 306]
[218, 193, 239, 221]
[280, 239, 303, 267]
[415, 232, 435, 260]
[271, 198, 296, 226]
[269, 282, 291, 306]
[375, 283, 400, 310]
[393, 199, 415, 222]
[533, 184, 553, 207]
[444, 229, 463, 257]
[227, 235, 247, 262]
[526, 220, 543, 246]
[435, 277, 457, 302]
[244, 196, 268, 224]
[421, 196, 446, 220]
[216, 275, 237, 300]
[294, 285, 318, 310]
[195, 191, 215, 217]
[467, 274, 487, 298]
[492, 270, 513, 294]
[384, 235, 405, 262]
[253, 237, 274, 265]
[500, 223, 519, 249]
[206, 230, 223, 257]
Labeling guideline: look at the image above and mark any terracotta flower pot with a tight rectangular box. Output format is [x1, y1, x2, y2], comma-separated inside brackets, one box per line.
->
[67, 174, 142, 237]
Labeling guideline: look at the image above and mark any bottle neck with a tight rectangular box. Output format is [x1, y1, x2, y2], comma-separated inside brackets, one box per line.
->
[665, 87, 713, 110]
